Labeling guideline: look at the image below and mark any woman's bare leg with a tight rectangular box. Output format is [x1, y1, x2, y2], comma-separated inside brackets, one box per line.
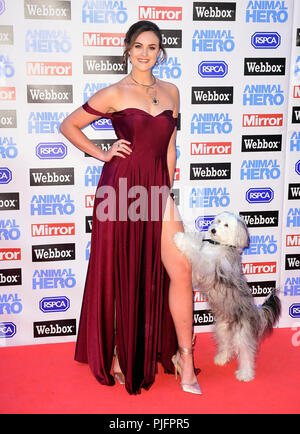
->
[161, 196, 198, 385]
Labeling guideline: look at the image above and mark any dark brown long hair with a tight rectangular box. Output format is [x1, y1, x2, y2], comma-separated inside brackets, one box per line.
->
[122, 20, 167, 68]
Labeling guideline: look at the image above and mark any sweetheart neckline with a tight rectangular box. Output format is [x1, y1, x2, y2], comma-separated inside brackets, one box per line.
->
[110, 107, 175, 119]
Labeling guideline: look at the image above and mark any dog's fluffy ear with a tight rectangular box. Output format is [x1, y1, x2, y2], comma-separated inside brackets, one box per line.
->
[235, 217, 250, 250]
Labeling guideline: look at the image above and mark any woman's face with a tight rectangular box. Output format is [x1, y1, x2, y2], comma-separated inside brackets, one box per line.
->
[128, 31, 160, 72]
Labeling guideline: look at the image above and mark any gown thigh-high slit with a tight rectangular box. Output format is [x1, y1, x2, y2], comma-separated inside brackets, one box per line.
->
[74, 104, 178, 395]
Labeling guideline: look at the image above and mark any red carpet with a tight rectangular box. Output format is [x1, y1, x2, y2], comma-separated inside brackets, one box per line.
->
[0, 328, 299, 414]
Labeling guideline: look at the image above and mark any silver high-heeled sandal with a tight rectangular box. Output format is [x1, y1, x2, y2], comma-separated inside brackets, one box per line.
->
[113, 348, 125, 385]
[171, 346, 202, 395]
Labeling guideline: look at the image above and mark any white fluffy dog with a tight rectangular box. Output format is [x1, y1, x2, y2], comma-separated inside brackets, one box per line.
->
[174, 212, 281, 382]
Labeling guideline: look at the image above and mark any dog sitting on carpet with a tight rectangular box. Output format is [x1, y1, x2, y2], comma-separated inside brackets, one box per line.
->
[174, 211, 281, 382]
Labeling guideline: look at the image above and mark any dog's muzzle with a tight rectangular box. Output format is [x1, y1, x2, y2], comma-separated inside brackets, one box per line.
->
[203, 238, 236, 249]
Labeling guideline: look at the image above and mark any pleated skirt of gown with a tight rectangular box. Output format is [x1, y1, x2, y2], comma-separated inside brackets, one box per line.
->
[74, 166, 178, 395]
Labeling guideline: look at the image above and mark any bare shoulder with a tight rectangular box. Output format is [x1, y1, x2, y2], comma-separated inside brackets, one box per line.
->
[159, 80, 179, 97]
[87, 81, 123, 113]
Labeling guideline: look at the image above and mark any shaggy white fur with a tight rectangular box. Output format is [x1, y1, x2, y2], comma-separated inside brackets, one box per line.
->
[174, 212, 281, 382]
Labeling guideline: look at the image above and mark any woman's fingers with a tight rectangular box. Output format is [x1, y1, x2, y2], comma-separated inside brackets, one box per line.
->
[114, 139, 132, 157]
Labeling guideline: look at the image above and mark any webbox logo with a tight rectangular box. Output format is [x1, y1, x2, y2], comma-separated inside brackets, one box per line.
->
[24, 0, 71, 20]
[193, 2, 236, 21]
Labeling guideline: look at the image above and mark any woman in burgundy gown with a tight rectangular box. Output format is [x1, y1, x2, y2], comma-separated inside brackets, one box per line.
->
[60, 21, 201, 395]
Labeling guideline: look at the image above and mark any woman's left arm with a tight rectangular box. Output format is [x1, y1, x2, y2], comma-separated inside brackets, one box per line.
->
[167, 84, 179, 189]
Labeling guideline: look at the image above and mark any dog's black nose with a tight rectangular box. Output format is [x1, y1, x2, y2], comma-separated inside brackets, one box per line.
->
[211, 228, 216, 234]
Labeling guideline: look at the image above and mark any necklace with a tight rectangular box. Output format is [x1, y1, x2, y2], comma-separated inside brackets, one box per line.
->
[130, 73, 159, 105]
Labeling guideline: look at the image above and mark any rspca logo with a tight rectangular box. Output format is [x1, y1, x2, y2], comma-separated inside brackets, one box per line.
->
[289, 303, 300, 318]
[295, 161, 300, 176]
[243, 84, 284, 106]
[0, 167, 12, 184]
[0, 137, 18, 159]
[32, 268, 76, 290]
[31, 194, 75, 216]
[251, 32, 281, 49]
[284, 277, 300, 296]
[82, 0, 128, 23]
[191, 113, 232, 134]
[195, 215, 215, 231]
[244, 235, 277, 255]
[39, 296, 70, 313]
[287, 208, 300, 228]
[36, 142, 67, 159]
[192, 29, 235, 52]
[0, 219, 20, 240]
[0, 322, 16, 338]
[0, 55, 14, 78]
[91, 117, 113, 131]
[25, 29, 71, 52]
[28, 112, 68, 134]
[241, 160, 280, 180]
[246, 1, 288, 23]
[198, 61, 228, 78]
[152, 57, 182, 80]
[85, 166, 103, 187]
[189, 187, 230, 208]
[246, 187, 274, 203]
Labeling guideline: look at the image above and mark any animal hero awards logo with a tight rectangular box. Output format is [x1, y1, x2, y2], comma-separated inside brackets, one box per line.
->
[82, 0, 128, 23]
[192, 29, 235, 52]
[191, 112, 232, 134]
[243, 84, 284, 106]
[245, 1, 288, 23]
[25, 29, 71, 53]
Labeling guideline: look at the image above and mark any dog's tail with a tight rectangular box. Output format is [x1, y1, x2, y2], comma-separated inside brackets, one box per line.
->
[258, 289, 281, 338]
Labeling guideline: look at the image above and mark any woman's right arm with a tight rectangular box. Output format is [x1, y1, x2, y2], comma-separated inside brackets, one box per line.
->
[59, 87, 131, 162]
[59, 106, 109, 161]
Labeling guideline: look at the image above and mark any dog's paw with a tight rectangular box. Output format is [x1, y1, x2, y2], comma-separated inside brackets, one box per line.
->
[214, 353, 230, 366]
[235, 369, 255, 382]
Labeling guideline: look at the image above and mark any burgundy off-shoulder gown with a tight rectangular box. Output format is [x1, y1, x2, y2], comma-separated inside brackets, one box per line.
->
[75, 103, 178, 395]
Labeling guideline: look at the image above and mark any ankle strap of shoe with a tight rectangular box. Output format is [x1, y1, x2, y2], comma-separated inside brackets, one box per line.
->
[178, 346, 194, 355]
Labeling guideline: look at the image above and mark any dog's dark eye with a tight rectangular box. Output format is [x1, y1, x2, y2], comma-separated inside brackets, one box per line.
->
[224, 224, 228, 227]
